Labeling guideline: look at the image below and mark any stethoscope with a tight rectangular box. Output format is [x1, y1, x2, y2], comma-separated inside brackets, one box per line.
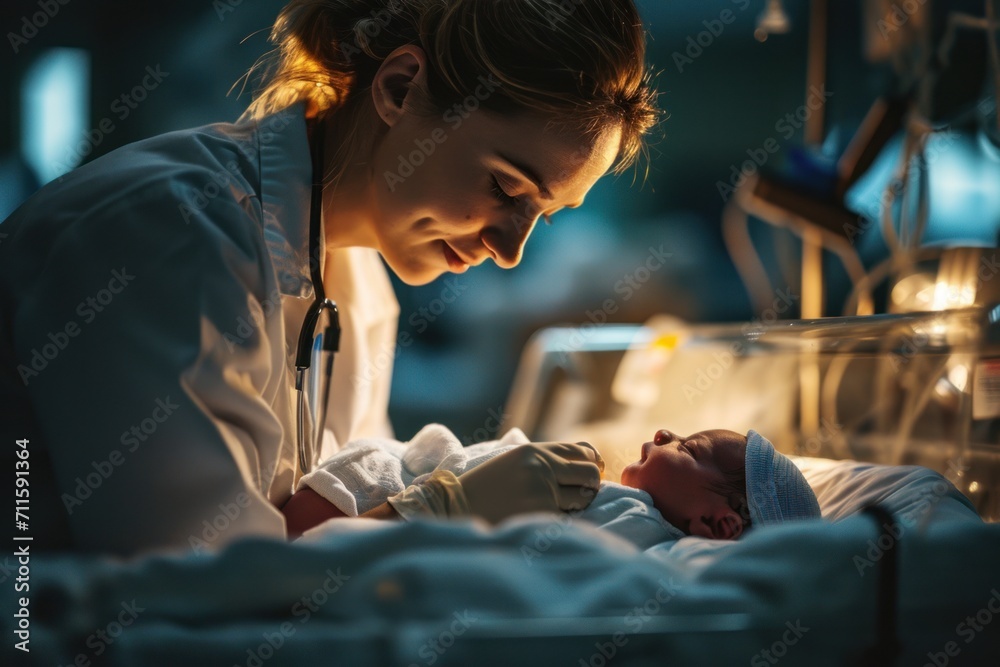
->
[295, 118, 341, 475]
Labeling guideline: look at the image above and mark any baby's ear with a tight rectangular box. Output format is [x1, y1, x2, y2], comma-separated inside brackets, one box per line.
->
[709, 508, 744, 540]
[689, 507, 744, 540]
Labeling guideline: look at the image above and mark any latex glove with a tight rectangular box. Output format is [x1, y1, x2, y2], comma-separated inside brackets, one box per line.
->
[387, 442, 604, 524]
[459, 442, 605, 524]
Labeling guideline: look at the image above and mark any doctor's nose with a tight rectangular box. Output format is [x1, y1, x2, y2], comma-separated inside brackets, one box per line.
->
[480, 216, 537, 269]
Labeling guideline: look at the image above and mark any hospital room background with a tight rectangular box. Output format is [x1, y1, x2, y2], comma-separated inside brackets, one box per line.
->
[3, 1, 1000, 665]
[2, 0, 998, 442]
[0, 0, 1000, 490]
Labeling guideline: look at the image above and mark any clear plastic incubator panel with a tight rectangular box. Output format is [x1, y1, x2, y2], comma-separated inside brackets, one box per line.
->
[503, 307, 1000, 521]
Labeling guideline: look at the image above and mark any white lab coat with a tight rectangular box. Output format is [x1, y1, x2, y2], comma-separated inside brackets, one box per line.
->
[0, 104, 399, 556]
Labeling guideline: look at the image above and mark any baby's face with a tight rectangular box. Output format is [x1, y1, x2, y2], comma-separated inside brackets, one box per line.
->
[621, 429, 747, 539]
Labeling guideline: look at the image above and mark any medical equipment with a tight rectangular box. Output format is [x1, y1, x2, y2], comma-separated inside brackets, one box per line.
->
[295, 119, 341, 475]
[503, 305, 1000, 522]
[735, 0, 1000, 322]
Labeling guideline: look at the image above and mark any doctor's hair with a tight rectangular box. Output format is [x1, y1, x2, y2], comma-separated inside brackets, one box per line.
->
[238, 0, 662, 182]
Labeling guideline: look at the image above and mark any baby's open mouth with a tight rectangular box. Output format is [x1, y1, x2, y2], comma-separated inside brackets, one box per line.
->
[639, 441, 652, 463]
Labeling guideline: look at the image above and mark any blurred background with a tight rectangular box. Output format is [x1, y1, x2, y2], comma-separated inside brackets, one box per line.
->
[2, 0, 998, 442]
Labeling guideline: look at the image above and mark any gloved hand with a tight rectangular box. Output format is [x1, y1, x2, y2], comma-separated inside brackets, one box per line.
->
[387, 442, 605, 524]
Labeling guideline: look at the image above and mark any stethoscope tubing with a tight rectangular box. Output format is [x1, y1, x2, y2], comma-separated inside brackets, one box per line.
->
[296, 118, 340, 475]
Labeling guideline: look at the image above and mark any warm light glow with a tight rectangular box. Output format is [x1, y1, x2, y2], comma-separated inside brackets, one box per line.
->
[947, 364, 969, 392]
[890, 273, 936, 310]
[932, 279, 976, 310]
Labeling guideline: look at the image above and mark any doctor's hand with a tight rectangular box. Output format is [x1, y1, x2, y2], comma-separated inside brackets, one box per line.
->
[457, 442, 605, 524]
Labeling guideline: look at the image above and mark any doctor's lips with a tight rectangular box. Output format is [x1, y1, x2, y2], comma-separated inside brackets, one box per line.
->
[443, 241, 493, 273]
[442, 241, 469, 273]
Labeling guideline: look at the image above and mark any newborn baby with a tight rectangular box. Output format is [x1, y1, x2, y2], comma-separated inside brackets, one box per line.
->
[284, 424, 821, 546]
[618, 428, 822, 540]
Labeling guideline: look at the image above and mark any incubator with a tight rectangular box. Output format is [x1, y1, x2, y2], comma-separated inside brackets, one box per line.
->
[503, 305, 1000, 521]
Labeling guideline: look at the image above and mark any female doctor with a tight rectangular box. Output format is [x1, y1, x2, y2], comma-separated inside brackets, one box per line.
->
[0, 0, 660, 555]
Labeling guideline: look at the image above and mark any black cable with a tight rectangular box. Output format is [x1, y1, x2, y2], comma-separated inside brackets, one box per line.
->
[295, 118, 341, 473]
[858, 504, 902, 666]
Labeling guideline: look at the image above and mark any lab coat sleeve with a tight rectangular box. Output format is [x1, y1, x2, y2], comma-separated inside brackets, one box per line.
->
[13, 178, 287, 556]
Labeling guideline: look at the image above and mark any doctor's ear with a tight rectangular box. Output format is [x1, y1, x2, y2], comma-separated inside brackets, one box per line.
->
[372, 45, 430, 127]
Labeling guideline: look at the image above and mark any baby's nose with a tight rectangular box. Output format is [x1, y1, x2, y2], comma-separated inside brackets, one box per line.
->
[654, 429, 674, 445]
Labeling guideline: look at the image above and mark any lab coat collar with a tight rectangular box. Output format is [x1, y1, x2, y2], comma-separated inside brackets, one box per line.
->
[257, 103, 320, 300]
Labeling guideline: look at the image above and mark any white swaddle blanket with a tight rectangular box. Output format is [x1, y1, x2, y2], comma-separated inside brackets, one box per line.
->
[297, 423, 686, 549]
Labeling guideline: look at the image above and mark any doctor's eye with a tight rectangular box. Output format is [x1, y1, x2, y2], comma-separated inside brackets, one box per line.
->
[490, 175, 520, 207]
[491, 174, 554, 226]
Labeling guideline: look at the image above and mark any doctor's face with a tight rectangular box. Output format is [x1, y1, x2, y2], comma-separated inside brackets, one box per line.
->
[369, 107, 622, 285]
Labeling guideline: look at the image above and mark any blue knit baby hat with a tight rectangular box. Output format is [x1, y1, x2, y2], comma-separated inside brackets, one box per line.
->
[745, 430, 822, 526]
